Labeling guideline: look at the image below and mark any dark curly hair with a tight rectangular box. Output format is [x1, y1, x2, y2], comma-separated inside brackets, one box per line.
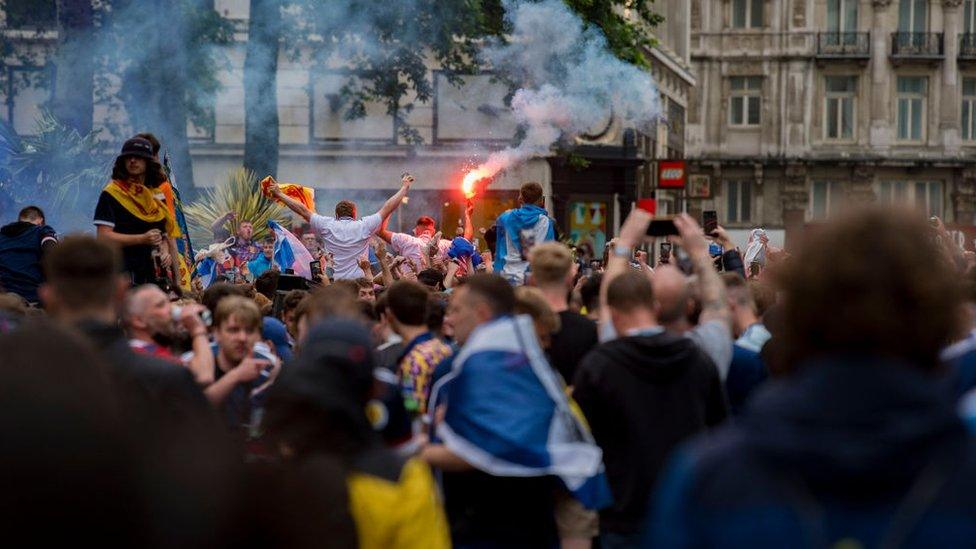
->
[776, 205, 962, 372]
[111, 155, 167, 189]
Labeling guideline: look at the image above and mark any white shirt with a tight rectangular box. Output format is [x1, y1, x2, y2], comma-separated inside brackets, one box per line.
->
[390, 232, 451, 272]
[310, 213, 382, 280]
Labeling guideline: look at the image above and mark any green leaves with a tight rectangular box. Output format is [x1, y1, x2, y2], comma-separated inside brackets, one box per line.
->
[0, 111, 108, 230]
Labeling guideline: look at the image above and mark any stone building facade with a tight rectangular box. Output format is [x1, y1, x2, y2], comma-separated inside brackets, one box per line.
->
[689, 0, 976, 247]
[0, 0, 689, 241]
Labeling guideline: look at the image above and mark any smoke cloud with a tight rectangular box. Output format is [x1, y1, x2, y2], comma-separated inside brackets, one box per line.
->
[470, 0, 662, 181]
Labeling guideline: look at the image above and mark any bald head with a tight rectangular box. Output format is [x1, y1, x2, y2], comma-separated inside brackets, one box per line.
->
[124, 284, 174, 338]
[652, 265, 693, 324]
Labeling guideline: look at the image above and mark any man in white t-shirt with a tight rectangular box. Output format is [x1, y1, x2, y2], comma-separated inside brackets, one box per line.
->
[268, 175, 412, 280]
[378, 214, 454, 273]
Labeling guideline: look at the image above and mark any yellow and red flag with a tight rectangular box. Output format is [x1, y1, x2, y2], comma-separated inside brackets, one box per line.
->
[260, 175, 316, 213]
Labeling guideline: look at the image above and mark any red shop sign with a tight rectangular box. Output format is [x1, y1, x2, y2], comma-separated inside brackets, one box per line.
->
[658, 160, 686, 189]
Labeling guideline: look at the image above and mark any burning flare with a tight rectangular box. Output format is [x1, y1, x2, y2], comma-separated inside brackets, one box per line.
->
[462, 167, 491, 199]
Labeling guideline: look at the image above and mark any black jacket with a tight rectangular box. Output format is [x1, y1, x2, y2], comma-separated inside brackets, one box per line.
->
[76, 321, 215, 432]
[573, 330, 727, 534]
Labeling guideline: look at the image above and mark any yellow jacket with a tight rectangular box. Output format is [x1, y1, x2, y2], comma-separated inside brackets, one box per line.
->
[347, 457, 450, 549]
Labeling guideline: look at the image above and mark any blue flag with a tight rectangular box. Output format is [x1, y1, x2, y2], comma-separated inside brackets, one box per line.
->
[429, 315, 613, 510]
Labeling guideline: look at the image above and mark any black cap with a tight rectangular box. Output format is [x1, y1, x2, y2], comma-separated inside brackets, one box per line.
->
[119, 137, 155, 160]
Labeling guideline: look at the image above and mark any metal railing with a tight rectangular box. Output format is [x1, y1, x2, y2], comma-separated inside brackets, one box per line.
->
[890, 32, 944, 58]
[961, 33, 976, 59]
[816, 32, 871, 57]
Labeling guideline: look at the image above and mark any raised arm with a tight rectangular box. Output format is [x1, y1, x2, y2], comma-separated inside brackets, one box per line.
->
[377, 173, 414, 220]
[268, 179, 312, 222]
[377, 216, 395, 244]
[374, 240, 395, 287]
[599, 210, 653, 331]
[463, 201, 474, 241]
[210, 211, 234, 234]
[672, 214, 731, 326]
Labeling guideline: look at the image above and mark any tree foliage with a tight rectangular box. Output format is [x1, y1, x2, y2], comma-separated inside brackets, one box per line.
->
[564, 0, 664, 68]
[0, 111, 109, 230]
[278, 0, 660, 144]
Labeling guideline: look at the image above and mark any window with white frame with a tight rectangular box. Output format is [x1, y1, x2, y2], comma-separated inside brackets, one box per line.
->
[729, 76, 762, 127]
[725, 180, 754, 224]
[732, 0, 763, 29]
[963, 78, 976, 142]
[824, 76, 856, 140]
[809, 181, 843, 220]
[896, 76, 927, 142]
[877, 180, 944, 217]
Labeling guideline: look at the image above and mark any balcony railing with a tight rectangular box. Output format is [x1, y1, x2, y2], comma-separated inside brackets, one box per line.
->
[816, 32, 871, 58]
[890, 32, 944, 60]
[961, 33, 976, 60]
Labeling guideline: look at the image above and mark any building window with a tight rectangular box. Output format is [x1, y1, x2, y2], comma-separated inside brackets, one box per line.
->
[732, 0, 763, 29]
[725, 180, 754, 223]
[809, 181, 843, 220]
[827, 0, 858, 33]
[877, 180, 944, 217]
[966, 1, 976, 34]
[729, 76, 762, 127]
[824, 76, 856, 141]
[963, 78, 976, 142]
[896, 76, 926, 142]
[898, 0, 928, 33]
[3, 67, 51, 136]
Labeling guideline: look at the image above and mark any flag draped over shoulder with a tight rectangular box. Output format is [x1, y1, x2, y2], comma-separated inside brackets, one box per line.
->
[429, 315, 613, 510]
[269, 221, 314, 280]
[260, 176, 315, 213]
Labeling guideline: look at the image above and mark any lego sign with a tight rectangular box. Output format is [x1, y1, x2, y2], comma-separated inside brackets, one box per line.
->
[946, 225, 976, 252]
[658, 160, 686, 189]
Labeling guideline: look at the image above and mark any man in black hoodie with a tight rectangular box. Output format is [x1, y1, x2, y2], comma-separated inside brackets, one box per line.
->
[646, 207, 976, 548]
[573, 210, 728, 548]
[0, 206, 57, 305]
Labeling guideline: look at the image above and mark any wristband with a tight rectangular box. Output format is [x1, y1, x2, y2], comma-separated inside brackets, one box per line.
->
[613, 244, 633, 258]
[190, 331, 208, 339]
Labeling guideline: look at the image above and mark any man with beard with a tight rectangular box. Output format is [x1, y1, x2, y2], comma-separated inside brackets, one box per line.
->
[124, 284, 215, 385]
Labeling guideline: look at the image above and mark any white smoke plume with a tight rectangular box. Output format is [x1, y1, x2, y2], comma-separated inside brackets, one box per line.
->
[466, 0, 663, 186]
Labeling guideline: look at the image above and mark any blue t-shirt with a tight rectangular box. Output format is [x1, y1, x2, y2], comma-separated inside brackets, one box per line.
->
[0, 221, 57, 303]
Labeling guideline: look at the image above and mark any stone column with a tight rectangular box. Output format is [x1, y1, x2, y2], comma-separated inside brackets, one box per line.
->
[849, 166, 878, 205]
[943, 0, 964, 153]
[782, 163, 808, 249]
[870, 0, 894, 148]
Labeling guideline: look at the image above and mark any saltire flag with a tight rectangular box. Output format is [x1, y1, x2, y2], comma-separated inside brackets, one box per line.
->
[269, 220, 314, 280]
[260, 176, 316, 213]
[428, 315, 613, 510]
[196, 256, 219, 289]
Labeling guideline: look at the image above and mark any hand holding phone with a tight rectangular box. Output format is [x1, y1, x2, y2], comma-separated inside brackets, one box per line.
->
[703, 210, 718, 237]
[660, 242, 672, 264]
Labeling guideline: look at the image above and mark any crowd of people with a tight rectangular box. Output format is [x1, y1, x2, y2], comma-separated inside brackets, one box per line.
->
[1, 135, 976, 548]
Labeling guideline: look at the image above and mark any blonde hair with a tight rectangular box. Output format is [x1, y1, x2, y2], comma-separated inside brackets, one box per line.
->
[529, 242, 574, 286]
[213, 295, 262, 332]
[514, 286, 561, 334]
